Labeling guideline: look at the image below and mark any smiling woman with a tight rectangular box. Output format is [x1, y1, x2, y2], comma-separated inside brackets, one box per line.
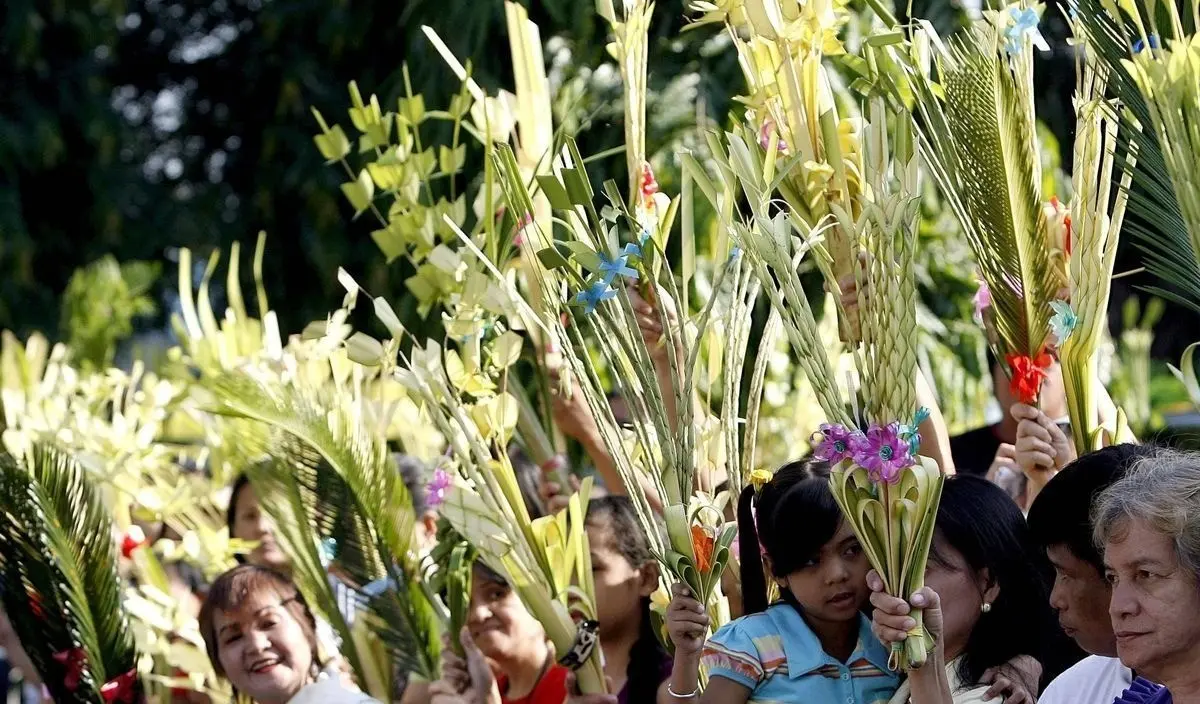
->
[200, 565, 379, 704]
[1093, 450, 1200, 704]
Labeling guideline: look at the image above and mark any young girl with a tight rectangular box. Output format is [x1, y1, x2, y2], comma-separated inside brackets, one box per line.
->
[665, 458, 900, 703]
[199, 564, 376, 704]
[583, 495, 672, 703]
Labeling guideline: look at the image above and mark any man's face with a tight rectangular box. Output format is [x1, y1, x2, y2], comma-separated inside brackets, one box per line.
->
[1047, 543, 1115, 656]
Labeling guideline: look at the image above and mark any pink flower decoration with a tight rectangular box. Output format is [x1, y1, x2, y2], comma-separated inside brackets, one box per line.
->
[973, 279, 992, 323]
[426, 468, 452, 509]
[853, 423, 914, 484]
[758, 119, 790, 155]
[813, 423, 859, 464]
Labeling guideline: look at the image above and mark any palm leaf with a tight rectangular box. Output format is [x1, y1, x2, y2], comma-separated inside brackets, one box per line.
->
[200, 370, 440, 687]
[907, 20, 1059, 359]
[1073, 0, 1200, 312]
[0, 444, 140, 704]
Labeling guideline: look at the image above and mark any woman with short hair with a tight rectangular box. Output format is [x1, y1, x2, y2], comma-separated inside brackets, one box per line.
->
[1093, 449, 1200, 704]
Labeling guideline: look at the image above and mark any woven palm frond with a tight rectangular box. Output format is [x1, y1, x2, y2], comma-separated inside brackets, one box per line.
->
[1058, 49, 1133, 451]
[199, 370, 439, 688]
[908, 18, 1058, 360]
[0, 444, 140, 704]
[855, 100, 922, 427]
[1073, 0, 1200, 311]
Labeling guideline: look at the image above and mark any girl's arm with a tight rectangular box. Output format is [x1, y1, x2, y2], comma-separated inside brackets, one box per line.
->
[661, 583, 753, 704]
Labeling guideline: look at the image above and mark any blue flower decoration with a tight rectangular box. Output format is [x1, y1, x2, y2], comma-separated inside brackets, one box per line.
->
[639, 229, 651, 247]
[1005, 7, 1041, 55]
[913, 406, 931, 427]
[1133, 34, 1160, 53]
[575, 281, 619, 314]
[1049, 300, 1078, 345]
[598, 245, 641, 286]
[729, 246, 742, 261]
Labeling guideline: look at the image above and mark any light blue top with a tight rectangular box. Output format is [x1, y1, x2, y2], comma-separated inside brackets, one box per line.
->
[701, 602, 900, 704]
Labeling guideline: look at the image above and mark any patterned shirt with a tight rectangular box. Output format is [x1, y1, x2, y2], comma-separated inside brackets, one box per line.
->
[701, 602, 900, 704]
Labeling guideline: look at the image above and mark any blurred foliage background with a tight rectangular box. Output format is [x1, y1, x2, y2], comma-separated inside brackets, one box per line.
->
[2, 0, 1197, 434]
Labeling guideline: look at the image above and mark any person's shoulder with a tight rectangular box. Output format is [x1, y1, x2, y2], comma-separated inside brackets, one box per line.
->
[1041, 656, 1131, 704]
[534, 663, 570, 703]
[703, 609, 793, 690]
[710, 606, 787, 642]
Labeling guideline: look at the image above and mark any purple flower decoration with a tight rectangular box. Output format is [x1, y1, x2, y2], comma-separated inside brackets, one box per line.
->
[426, 468, 452, 509]
[813, 423, 858, 464]
[853, 423, 915, 484]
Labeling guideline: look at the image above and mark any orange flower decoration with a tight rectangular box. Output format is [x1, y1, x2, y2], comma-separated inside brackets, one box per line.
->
[1006, 351, 1053, 405]
[691, 525, 716, 573]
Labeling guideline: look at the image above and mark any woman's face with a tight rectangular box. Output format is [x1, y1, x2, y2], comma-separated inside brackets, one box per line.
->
[775, 520, 870, 625]
[213, 592, 315, 704]
[1105, 518, 1200, 683]
[924, 533, 995, 661]
[467, 566, 545, 661]
[586, 517, 656, 638]
[231, 484, 289, 571]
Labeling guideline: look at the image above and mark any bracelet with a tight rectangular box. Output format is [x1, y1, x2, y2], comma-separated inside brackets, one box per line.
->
[667, 683, 700, 699]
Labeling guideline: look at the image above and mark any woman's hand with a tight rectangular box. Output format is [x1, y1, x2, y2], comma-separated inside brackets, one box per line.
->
[869, 571, 955, 704]
[549, 366, 602, 446]
[439, 627, 501, 704]
[666, 582, 710, 658]
[867, 570, 943, 651]
[980, 655, 1042, 703]
[985, 443, 1018, 483]
[1011, 403, 1075, 508]
[628, 286, 680, 365]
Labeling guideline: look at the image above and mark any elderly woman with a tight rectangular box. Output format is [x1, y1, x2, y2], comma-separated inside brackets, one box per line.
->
[1092, 450, 1200, 704]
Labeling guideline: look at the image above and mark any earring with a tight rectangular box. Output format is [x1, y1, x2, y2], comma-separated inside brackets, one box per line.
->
[980, 602, 992, 614]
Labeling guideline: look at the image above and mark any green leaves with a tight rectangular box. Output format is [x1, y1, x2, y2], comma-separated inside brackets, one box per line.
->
[341, 168, 375, 216]
[0, 444, 141, 704]
[312, 108, 351, 162]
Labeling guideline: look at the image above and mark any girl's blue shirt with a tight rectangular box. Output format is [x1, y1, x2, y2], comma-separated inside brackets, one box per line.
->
[701, 602, 900, 703]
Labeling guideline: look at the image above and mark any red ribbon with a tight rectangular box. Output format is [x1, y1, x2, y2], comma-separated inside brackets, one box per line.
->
[1007, 351, 1053, 405]
[120, 530, 146, 560]
[100, 670, 137, 703]
[53, 647, 87, 691]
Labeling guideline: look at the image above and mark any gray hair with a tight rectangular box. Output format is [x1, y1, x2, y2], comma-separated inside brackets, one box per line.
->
[1093, 448, 1200, 578]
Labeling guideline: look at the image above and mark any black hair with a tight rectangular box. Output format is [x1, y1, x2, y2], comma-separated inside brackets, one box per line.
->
[507, 446, 548, 519]
[933, 475, 1079, 688]
[1027, 443, 1156, 573]
[392, 453, 430, 516]
[737, 456, 837, 615]
[226, 473, 254, 565]
[586, 496, 667, 703]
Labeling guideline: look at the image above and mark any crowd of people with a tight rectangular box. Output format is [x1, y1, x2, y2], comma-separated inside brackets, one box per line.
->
[4, 342, 1198, 704]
